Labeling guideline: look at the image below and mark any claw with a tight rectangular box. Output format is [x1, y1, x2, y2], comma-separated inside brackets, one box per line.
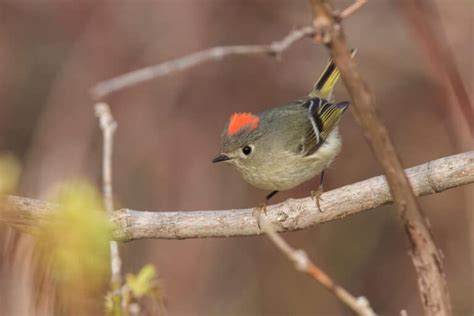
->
[252, 202, 267, 230]
[311, 187, 324, 212]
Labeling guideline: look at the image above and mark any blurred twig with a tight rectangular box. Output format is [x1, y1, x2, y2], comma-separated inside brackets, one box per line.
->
[90, 0, 366, 100]
[398, 0, 474, 292]
[309, 0, 453, 314]
[91, 26, 315, 100]
[398, 0, 473, 138]
[1, 151, 472, 240]
[257, 212, 375, 315]
[340, 0, 367, 19]
[95, 103, 122, 287]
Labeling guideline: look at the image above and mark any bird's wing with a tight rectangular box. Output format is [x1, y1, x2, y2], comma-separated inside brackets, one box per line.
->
[300, 97, 349, 156]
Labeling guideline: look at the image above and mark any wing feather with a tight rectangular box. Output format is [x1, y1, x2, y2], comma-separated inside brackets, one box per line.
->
[301, 97, 349, 156]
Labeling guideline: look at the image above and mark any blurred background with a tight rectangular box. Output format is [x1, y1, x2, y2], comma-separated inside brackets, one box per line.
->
[0, 0, 472, 315]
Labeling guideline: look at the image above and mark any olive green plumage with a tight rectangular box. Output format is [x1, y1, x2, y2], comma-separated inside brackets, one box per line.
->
[213, 57, 350, 192]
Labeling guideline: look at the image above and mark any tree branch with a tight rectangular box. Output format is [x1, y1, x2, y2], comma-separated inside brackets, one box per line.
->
[91, 26, 315, 100]
[89, 0, 368, 101]
[256, 211, 376, 315]
[398, 0, 473, 137]
[95, 103, 122, 286]
[340, 0, 367, 19]
[309, 0, 455, 314]
[0, 152, 472, 241]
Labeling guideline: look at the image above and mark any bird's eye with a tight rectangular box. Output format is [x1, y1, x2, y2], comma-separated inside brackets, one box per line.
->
[242, 146, 252, 156]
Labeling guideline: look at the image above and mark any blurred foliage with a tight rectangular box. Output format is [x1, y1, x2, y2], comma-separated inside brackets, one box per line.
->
[0, 0, 471, 314]
[126, 264, 160, 298]
[106, 264, 165, 316]
[105, 293, 124, 316]
[35, 180, 111, 314]
[0, 153, 21, 196]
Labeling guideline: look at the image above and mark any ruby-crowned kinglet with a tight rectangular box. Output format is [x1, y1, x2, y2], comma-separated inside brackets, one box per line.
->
[212, 56, 351, 209]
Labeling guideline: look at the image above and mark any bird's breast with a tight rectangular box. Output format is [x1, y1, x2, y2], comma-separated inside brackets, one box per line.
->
[236, 129, 342, 191]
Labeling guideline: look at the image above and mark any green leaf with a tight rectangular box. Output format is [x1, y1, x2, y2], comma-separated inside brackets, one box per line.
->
[126, 264, 157, 298]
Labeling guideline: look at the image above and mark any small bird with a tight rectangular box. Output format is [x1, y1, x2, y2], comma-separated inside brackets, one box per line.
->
[212, 56, 350, 215]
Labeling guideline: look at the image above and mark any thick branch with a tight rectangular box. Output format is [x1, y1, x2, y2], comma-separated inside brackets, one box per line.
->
[1, 152, 472, 240]
[309, 1, 454, 314]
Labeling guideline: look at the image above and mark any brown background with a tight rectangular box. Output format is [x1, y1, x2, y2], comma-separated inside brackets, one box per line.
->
[0, 0, 472, 315]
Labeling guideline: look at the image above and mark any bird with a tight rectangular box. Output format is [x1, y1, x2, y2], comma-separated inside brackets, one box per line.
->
[212, 55, 351, 218]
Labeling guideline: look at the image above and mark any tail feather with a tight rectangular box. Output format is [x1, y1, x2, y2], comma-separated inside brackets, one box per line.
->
[309, 49, 357, 100]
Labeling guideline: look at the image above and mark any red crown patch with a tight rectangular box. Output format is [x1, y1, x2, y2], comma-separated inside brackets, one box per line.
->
[227, 112, 260, 136]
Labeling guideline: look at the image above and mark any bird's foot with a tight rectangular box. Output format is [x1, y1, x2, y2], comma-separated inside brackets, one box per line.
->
[311, 187, 324, 212]
[252, 202, 267, 230]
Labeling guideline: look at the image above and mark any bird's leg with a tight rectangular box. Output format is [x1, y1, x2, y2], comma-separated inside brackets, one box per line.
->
[311, 171, 325, 212]
[253, 190, 279, 229]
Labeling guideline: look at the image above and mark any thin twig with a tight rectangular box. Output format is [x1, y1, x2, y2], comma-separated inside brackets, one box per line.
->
[91, 26, 315, 100]
[1, 151, 472, 240]
[257, 212, 375, 315]
[340, 0, 368, 19]
[397, 0, 473, 137]
[95, 103, 122, 286]
[309, 0, 453, 314]
[89, 0, 368, 100]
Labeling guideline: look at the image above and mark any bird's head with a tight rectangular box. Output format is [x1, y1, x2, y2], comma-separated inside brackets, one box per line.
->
[212, 112, 267, 172]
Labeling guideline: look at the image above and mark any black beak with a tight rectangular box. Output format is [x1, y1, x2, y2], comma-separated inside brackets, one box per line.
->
[212, 154, 231, 163]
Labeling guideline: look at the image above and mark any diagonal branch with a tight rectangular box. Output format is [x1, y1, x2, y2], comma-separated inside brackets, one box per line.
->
[309, 0, 455, 314]
[91, 26, 315, 100]
[256, 211, 376, 315]
[90, 0, 367, 101]
[0, 151, 472, 241]
[340, 0, 367, 19]
[398, 0, 473, 137]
